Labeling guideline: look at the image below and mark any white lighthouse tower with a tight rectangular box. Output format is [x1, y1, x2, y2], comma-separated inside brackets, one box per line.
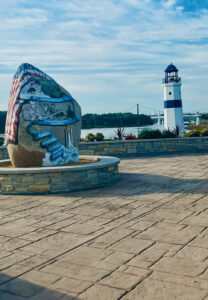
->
[163, 63, 184, 134]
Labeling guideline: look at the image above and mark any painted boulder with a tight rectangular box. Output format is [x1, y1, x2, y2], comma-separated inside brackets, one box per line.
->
[5, 63, 81, 167]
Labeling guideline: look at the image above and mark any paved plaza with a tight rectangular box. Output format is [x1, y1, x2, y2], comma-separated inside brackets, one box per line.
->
[0, 153, 208, 299]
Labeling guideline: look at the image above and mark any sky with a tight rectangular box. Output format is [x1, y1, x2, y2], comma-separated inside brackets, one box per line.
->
[0, 0, 208, 115]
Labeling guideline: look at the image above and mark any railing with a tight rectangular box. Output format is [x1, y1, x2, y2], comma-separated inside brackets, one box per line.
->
[162, 77, 181, 84]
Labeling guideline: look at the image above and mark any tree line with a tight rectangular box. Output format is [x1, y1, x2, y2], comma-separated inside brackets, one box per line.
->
[82, 113, 153, 129]
[0, 111, 154, 133]
[0, 111, 7, 134]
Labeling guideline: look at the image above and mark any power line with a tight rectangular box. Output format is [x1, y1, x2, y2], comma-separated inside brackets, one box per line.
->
[125, 104, 137, 112]
[123, 102, 163, 115]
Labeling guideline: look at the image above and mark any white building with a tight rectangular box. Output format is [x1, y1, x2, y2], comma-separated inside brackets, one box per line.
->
[163, 63, 184, 135]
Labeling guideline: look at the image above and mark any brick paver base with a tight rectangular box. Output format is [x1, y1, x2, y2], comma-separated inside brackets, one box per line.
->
[0, 153, 208, 299]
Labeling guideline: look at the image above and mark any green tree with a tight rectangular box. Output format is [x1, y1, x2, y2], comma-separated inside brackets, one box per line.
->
[82, 113, 153, 129]
[0, 111, 7, 134]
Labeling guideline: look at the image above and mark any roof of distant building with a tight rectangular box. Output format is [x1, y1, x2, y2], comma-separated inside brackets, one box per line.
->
[165, 63, 178, 72]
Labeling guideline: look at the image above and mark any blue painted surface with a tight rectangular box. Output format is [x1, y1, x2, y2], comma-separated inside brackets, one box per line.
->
[164, 100, 182, 109]
[22, 95, 74, 103]
[165, 64, 178, 73]
[51, 147, 65, 161]
[24, 94, 80, 165]
[26, 122, 64, 162]
[36, 118, 78, 126]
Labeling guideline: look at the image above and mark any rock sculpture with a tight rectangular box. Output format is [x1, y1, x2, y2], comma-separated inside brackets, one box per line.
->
[5, 63, 81, 167]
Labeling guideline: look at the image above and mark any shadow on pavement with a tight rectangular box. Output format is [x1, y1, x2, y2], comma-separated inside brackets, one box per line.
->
[0, 272, 79, 300]
[117, 172, 208, 194]
[60, 172, 208, 198]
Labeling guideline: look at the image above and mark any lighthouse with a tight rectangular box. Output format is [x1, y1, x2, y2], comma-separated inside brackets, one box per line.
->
[163, 63, 184, 134]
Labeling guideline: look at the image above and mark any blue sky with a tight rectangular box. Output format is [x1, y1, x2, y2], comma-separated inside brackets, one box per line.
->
[0, 0, 208, 115]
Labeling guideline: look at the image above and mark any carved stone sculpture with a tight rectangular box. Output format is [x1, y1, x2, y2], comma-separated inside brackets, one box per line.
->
[5, 63, 81, 167]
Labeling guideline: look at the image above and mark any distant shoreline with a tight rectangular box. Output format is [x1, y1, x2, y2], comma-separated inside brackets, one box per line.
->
[81, 124, 155, 130]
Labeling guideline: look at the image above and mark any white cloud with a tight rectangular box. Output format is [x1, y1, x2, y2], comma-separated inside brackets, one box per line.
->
[0, 0, 207, 114]
[176, 6, 184, 11]
[162, 0, 176, 8]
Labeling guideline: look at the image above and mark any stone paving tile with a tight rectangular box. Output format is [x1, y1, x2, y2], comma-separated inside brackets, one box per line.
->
[29, 232, 92, 252]
[150, 271, 208, 290]
[0, 237, 32, 252]
[0, 277, 44, 297]
[126, 256, 153, 269]
[147, 221, 185, 231]
[0, 264, 32, 285]
[99, 271, 140, 290]
[122, 266, 151, 277]
[133, 244, 167, 262]
[0, 252, 34, 271]
[52, 277, 92, 294]
[59, 245, 113, 263]
[180, 214, 208, 227]
[136, 226, 201, 245]
[121, 278, 208, 300]
[91, 228, 134, 247]
[200, 269, 208, 280]
[0, 291, 26, 300]
[20, 228, 58, 242]
[19, 270, 61, 286]
[175, 245, 208, 261]
[40, 261, 110, 282]
[102, 251, 134, 265]
[126, 220, 156, 231]
[88, 260, 119, 271]
[150, 257, 207, 276]
[0, 154, 208, 299]
[188, 228, 208, 248]
[28, 289, 70, 300]
[109, 237, 154, 254]
[79, 284, 124, 300]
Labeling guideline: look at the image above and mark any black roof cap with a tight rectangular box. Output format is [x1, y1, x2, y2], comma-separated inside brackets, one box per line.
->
[165, 63, 178, 72]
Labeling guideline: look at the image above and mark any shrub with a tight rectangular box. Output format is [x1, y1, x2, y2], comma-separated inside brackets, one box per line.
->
[201, 129, 208, 137]
[85, 133, 95, 142]
[183, 130, 200, 137]
[161, 130, 176, 138]
[190, 130, 200, 137]
[138, 129, 163, 139]
[94, 132, 104, 141]
[125, 133, 136, 140]
[0, 137, 4, 146]
[172, 126, 180, 138]
[114, 128, 125, 140]
[201, 114, 208, 121]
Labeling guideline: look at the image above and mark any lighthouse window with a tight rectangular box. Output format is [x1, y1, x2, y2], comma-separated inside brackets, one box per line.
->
[169, 92, 172, 95]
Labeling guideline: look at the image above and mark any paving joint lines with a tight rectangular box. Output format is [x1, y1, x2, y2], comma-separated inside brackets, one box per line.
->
[0, 154, 208, 299]
[118, 271, 153, 299]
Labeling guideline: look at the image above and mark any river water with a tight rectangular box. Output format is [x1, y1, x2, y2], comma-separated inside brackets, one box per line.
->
[81, 124, 164, 139]
[0, 124, 163, 141]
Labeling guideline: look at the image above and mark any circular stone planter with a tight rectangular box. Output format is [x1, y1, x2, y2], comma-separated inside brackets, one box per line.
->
[0, 155, 120, 194]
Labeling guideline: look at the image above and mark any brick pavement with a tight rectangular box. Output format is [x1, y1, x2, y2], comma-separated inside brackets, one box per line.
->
[0, 153, 208, 299]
